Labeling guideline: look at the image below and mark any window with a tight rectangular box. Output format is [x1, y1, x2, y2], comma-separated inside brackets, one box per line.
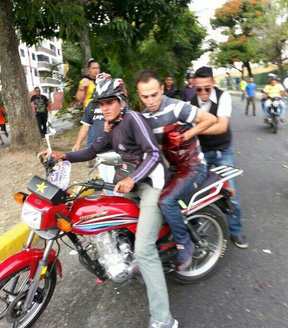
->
[32, 53, 36, 60]
[50, 44, 56, 52]
[37, 55, 49, 62]
[20, 49, 25, 57]
[34, 69, 38, 77]
[57, 49, 61, 56]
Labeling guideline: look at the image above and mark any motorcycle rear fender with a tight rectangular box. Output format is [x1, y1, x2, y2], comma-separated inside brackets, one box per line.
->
[0, 248, 62, 281]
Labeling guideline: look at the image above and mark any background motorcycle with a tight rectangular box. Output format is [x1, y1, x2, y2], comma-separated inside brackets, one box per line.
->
[0, 132, 243, 328]
[264, 95, 282, 134]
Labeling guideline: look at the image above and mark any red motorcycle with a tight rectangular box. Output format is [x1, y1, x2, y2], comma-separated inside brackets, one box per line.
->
[0, 144, 243, 328]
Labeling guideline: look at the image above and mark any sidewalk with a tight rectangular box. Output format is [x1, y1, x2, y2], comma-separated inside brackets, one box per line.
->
[228, 90, 263, 99]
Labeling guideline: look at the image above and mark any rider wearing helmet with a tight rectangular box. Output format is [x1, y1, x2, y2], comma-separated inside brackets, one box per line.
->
[263, 73, 287, 123]
[40, 78, 177, 328]
[181, 72, 196, 102]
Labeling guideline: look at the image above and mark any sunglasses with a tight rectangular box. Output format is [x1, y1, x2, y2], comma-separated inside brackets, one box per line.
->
[196, 87, 212, 93]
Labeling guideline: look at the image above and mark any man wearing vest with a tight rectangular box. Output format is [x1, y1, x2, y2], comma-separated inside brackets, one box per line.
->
[191, 66, 248, 249]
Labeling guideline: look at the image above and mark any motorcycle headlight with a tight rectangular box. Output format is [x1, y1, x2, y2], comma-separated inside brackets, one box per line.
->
[272, 100, 280, 107]
[21, 203, 43, 229]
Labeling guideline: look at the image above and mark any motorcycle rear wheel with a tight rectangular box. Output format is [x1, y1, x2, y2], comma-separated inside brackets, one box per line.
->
[172, 205, 228, 284]
[0, 265, 56, 328]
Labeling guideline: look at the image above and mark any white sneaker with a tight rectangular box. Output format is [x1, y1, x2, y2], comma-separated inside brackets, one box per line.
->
[148, 316, 178, 328]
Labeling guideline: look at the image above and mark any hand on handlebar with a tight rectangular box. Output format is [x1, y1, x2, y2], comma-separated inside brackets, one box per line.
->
[114, 177, 135, 194]
[38, 149, 66, 161]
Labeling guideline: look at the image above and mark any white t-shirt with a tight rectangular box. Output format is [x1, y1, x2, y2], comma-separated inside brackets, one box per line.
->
[283, 77, 288, 90]
[196, 88, 232, 117]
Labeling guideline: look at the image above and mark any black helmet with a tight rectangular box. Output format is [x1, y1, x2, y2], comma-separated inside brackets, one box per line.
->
[186, 72, 194, 79]
[92, 78, 127, 102]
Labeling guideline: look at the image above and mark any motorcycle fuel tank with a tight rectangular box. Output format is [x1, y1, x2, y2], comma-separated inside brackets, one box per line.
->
[68, 195, 139, 235]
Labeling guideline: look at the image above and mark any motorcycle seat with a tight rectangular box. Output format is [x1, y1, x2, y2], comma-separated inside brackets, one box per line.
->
[180, 171, 220, 206]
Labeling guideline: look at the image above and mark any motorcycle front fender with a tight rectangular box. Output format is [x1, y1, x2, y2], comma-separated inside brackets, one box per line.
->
[0, 248, 62, 281]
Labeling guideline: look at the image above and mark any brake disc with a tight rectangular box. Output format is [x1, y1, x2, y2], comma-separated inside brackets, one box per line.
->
[5, 291, 28, 324]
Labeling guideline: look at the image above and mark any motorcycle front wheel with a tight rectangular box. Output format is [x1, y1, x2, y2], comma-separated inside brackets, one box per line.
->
[0, 265, 56, 328]
[172, 205, 228, 284]
[272, 115, 278, 134]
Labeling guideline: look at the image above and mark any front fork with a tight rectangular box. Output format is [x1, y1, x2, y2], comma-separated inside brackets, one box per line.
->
[22, 234, 55, 311]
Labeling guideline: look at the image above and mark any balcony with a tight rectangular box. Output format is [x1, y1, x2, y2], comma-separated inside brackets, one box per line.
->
[38, 62, 51, 69]
[40, 77, 60, 85]
[36, 45, 56, 57]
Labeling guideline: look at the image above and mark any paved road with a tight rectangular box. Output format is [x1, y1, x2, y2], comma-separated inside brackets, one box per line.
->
[1, 96, 288, 328]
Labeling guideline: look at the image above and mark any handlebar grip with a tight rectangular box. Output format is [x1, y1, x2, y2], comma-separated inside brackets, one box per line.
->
[103, 182, 116, 191]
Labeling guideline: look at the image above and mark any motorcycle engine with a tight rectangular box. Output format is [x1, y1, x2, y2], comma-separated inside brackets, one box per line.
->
[90, 231, 138, 283]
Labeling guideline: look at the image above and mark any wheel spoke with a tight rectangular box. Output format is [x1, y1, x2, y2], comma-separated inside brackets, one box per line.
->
[196, 220, 213, 234]
[191, 259, 198, 271]
[208, 242, 218, 253]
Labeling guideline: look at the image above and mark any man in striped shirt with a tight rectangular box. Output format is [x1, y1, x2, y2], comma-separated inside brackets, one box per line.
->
[263, 74, 286, 123]
[137, 70, 216, 272]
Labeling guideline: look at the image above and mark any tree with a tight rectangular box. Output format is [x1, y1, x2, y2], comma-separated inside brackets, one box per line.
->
[210, 0, 266, 77]
[256, 0, 288, 78]
[0, 0, 41, 150]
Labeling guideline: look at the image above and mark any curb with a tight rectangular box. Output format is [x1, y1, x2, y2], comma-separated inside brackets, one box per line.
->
[0, 222, 38, 263]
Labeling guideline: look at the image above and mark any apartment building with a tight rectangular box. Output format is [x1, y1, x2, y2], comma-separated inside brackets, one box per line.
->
[18, 37, 64, 98]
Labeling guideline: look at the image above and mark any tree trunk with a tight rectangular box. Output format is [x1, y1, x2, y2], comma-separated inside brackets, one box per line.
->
[78, 0, 92, 76]
[244, 61, 252, 77]
[0, 0, 41, 150]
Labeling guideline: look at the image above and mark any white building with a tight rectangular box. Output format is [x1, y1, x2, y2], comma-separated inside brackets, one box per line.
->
[18, 37, 64, 98]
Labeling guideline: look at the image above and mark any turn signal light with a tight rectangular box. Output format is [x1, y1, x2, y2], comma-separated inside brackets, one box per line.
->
[14, 192, 28, 205]
[56, 216, 72, 232]
[227, 187, 235, 197]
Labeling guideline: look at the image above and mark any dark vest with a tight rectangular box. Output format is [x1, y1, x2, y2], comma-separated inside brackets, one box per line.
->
[191, 87, 232, 152]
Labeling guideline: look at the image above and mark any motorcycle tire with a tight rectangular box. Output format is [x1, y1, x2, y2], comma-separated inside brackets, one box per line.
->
[171, 205, 229, 284]
[0, 265, 57, 328]
[272, 116, 278, 134]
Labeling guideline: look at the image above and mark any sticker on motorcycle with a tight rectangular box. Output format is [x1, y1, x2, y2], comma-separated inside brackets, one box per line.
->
[48, 161, 71, 190]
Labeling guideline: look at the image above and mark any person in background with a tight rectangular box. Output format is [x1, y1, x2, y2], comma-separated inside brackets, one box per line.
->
[163, 74, 181, 99]
[240, 78, 247, 101]
[192, 66, 248, 249]
[181, 72, 196, 102]
[75, 58, 100, 167]
[245, 77, 257, 116]
[263, 74, 286, 123]
[30, 87, 50, 137]
[283, 71, 288, 93]
[0, 106, 9, 145]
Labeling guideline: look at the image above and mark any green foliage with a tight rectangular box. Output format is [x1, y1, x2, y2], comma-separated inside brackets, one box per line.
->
[210, 0, 266, 75]
[13, 0, 84, 45]
[12, 0, 206, 111]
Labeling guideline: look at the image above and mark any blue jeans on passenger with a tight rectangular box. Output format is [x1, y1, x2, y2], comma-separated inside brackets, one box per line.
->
[86, 127, 95, 147]
[204, 144, 242, 236]
[264, 99, 285, 119]
[159, 163, 207, 245]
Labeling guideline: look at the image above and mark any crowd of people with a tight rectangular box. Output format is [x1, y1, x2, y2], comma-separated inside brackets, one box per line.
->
[38, 60, 251, 328]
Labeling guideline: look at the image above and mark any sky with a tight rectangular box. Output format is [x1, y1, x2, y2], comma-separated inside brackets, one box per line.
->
[189, 0, 228, 72]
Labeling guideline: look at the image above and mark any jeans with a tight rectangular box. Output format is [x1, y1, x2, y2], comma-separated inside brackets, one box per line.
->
[246, 97, 256, 114]
[125, 183, 170, 322]
[204, 144, 243, 236]
[159, 163, 207, 245]
[86, 127, 95, 147]
[264, 99, 285, 119]
[98, 164, 115, 196]
[35, 112, 48, 136]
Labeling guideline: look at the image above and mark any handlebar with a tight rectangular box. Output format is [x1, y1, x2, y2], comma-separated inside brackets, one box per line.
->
[88, 178, 116, 191]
